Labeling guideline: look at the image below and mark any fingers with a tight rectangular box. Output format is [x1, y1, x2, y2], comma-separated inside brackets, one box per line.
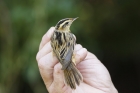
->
[36, 27, 55, 88]
[75, 48, 87, 64]
[85, 52, 97, 60]
[48, 63, 65, 93]
[39, 27, 55, 50]
[74, 45, 88, 65]
[74, 44, 82, 51]
[38, 52, 59, 88]
[36, 41, 52, 61]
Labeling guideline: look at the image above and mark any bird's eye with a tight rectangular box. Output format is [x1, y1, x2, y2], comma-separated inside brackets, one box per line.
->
[62, 22, 69, 28]
[65, 22, 69, 25]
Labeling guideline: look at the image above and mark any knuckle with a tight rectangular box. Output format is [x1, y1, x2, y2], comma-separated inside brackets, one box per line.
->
[77, 44, 82, 48]
[42, 34, 47, 41]
[49, 89, 59, 93]
[36, 53, 40, 61]
[38, 61, 44, 70]
[54, 64, 62, 74]
[38, 62, 43, 69]
[42, 31, 51, 42]
[76, 54, 81, 63]
[83, 48, 87, 53]
[50, 27, 53, 29]
[75, 44, 83, 51]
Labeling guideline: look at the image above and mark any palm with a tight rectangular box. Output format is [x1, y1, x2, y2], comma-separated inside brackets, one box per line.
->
[62, 52, 114, 93]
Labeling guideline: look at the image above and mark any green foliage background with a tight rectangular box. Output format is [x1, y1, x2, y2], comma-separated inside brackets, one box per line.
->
[0, 0, 140, 93]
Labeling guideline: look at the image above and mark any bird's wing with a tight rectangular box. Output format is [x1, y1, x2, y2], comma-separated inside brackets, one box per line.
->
[51, 31, 75, 70]
[60, 32, 75, 70]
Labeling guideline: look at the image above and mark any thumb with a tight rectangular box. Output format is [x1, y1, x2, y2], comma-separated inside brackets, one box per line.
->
[48, 63, 65, 93]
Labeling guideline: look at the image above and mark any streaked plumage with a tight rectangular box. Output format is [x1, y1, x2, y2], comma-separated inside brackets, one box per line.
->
[51, 18, 82, 89]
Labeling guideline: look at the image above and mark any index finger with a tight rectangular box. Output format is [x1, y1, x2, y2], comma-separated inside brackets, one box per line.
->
[39, 27, 55, 50]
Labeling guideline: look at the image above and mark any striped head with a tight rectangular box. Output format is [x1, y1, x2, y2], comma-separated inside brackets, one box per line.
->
[55, 17, 78, 32]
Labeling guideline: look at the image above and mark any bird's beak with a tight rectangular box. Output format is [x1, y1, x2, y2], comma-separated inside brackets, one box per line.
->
[69, 17, 78, 26]
[72, 17, 78, 22]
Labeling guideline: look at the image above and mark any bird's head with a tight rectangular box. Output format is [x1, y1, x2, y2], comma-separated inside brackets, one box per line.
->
[55, 17, 78, 32]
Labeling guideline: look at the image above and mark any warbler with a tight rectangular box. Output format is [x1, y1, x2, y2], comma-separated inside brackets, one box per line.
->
[51, 18, 82, 89]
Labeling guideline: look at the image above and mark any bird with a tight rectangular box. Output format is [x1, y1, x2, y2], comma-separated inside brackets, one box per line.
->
[51, 17, 82, 89]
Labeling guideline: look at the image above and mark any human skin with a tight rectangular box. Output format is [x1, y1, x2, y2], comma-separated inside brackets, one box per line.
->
[36, 27, 118, 93]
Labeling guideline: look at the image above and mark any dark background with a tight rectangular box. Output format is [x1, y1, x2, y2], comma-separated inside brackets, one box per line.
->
[0, 0, 140, 93]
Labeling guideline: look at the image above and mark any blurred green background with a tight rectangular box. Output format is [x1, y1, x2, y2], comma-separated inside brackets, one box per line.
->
[0, 0, 140, 93]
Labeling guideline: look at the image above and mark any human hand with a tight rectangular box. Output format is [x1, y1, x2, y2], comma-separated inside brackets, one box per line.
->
[36, 27, 118, 93]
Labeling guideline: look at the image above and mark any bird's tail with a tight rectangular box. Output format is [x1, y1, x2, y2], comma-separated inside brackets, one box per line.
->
[64, 62, 82, 89]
